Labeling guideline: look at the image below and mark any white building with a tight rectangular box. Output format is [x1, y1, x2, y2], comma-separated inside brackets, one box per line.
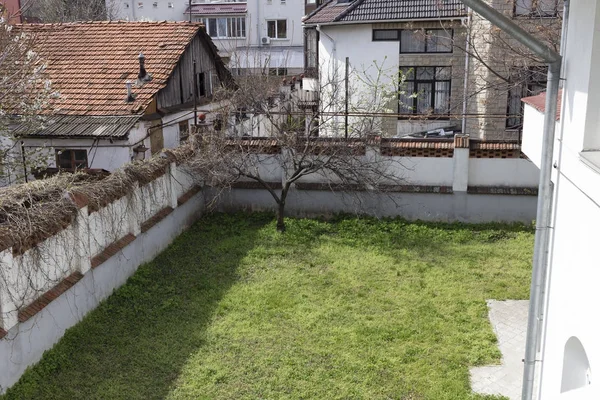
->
[520, 0, 599, 398]
[10, 21, 232, 182]
[302, 0, 562, 139]
[111, 0, 306, 75]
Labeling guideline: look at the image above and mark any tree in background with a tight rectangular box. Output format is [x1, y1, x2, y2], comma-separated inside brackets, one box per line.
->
[186, 67, 408, 232]
[0, 20, 56, 184]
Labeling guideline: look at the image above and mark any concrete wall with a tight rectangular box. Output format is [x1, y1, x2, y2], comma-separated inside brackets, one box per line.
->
[0, 162, 203, 393]
[216, 188, 537, 223]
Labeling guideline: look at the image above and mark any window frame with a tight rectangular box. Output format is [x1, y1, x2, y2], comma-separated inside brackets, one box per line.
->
[56, 149, 88, 170]
[267, 19, 288, 39]
[398, 66, 452, 119]
[506, 66, 548, 130]
[372, 28, 454, 54]
[514, 0, 560, 18]
[199, 16, 246, 39]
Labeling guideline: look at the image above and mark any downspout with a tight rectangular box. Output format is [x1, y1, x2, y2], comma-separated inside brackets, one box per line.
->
[461, 11, 472, 134]
[535, 2, 569, 400]
[457, 2, 562, 400]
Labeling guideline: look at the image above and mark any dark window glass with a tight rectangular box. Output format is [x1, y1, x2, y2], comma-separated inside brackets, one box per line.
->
[399, 66, 452, 118]
[373, 29, 399, 41]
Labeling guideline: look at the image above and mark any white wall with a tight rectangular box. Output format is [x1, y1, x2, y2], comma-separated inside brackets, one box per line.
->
[526, 0, 600, 398]
[0, 162, 202, 392]
[468, 158, 539, 187]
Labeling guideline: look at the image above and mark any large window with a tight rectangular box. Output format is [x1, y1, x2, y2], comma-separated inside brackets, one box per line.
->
[267, 19, 287, 39]
[515, 0, 559, 17]
[506, 67, 547, 129]
[56, 149, 87, 170]
[372, 29, 453, 53]
[200, 17, 246, 39]
[399, 66, 452, 117]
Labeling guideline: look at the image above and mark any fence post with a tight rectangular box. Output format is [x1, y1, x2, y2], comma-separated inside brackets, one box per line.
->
[128, 182, 142, 236]
[168, 162, 179, 209]
[76, 206, 92, 275]
[453, 134, 470, 192]
[0, 250, 18, 332]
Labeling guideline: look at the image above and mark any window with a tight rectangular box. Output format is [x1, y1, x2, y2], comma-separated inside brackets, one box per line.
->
[201, 17, 246, 38]
[178, 120, 190, 142]
[515, 0, 559, 16]
[506, 66, 547, 129]
[137, 1, 143, 8]
[268, 67, 287, 76]
[168, 2, 173, 7]
[373, 29, 453, 53]
[267, 19, 287, 39]
[124, 2, 129, 8]
[56, 149, 88, 170]
[399, 66, 452, 117]
[152, 1, 157, 7]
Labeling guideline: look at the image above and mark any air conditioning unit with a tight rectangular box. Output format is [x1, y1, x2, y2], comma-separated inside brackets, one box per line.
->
[261, 36, 271, 45]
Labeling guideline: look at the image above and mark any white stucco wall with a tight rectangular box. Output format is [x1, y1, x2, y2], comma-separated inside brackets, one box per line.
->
[0, 163, 202, 393]
[528, 0, 600, 398]
[468, 158, 540, 187]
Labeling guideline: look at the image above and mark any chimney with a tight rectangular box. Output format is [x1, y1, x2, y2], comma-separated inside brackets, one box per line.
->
[136, 52, 153, 86]
[125, 81, 137, 103]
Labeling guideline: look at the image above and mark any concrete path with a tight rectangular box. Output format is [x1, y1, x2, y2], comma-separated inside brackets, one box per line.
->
[470, 300, 532, 400]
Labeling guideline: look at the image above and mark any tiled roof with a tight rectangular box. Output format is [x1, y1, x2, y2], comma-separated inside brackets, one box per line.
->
[13, 115, 141, 139]
[303, 0, 466, 24]
[15, 21, 212, 116]
[522, 90, 562, 121]
[186, 3, 247, 15]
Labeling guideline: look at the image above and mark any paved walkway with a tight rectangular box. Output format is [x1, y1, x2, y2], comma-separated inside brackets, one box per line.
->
[470, 300, 532, 400]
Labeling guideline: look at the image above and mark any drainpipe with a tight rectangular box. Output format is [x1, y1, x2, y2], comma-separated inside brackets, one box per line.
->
[457, 2, 562, 400]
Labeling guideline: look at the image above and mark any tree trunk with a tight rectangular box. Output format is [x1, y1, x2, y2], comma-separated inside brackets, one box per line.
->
[276, 201, 286, 232]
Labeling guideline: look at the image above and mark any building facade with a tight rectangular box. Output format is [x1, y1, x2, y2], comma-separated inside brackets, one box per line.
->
[303, 0, 562, 140]
[111, 0, 307, 75]
[8, 21, 232, 184]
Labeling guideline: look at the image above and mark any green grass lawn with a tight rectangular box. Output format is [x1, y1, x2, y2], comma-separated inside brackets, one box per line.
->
[3, 213, 534, 400]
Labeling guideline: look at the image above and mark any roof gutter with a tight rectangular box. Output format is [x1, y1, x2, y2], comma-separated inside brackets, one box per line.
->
[458, 1, 562, 400]
[303, 16, 465, 27]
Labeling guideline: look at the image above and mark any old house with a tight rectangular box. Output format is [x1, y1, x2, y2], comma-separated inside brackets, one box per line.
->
[12, 21, 232, 178]
[302, 0, 561, 140]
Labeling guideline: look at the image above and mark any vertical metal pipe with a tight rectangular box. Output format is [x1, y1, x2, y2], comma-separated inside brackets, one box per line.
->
[20, 141, 28, 183]
[193, 60, 198, 126]
[521, 59, 561, 400]
[344, 56, 349, 139]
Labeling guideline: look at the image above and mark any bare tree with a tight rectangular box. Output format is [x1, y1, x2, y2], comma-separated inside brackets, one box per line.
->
[20, 0, 119, 23]
[186, 67, 408, 232]
[457, 1, 562, 138]
[0, 20, 56, 185]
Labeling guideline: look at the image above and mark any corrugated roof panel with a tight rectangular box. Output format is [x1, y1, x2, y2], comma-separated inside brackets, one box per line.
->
[14, 115, 142, 139]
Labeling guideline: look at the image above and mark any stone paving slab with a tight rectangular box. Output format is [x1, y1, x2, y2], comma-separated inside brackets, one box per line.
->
[470, 300, 532, 400]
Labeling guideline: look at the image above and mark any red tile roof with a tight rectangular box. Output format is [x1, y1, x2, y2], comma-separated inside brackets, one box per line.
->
[186, 3, 247, 15]
[16, 21, 206, 116]
[522, 90, 562, 121]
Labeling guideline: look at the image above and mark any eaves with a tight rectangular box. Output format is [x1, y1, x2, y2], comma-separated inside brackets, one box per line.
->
[303, 16, 466, 28]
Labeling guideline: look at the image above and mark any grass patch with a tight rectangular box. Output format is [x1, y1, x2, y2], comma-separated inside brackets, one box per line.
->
[3, 213, 533, 400]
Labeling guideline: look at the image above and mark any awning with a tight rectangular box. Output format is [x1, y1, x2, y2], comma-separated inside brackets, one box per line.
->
[185, 3, 247, 15]
[229, 47, 304, 70]
[14, 115, 141, 139]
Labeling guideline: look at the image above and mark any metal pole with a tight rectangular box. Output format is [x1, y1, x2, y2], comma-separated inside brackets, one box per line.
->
[189, 0, 198, 127]
[344, 56, 349, 139]
[522, 60, 560, 400]
[193, 60, 198, 126]
[20, 141, 28, 183]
